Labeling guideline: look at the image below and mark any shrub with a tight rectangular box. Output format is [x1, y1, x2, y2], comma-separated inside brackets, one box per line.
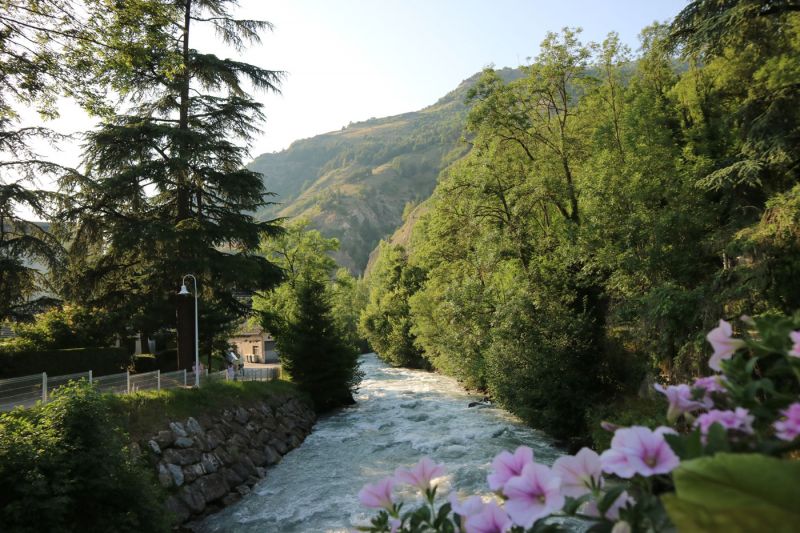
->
[0, 347, 132, 379]
[0, 381, 170, 532]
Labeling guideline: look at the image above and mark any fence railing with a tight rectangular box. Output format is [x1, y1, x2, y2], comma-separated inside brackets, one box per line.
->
[0, 364, 281, 412]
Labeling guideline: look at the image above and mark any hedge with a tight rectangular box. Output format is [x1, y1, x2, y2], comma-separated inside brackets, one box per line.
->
[0, 347, 132, 379]
[131, 349, 178, 373]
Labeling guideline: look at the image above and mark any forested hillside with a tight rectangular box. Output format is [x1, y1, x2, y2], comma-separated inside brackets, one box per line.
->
[361, 10, 800, 447]
[249, 69, 523, 273]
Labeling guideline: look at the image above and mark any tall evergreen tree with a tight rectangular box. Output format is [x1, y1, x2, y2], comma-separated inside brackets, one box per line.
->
[0, 1, 74, 321]
[273, 276, 362, 412]
[59, 0, 283, 365]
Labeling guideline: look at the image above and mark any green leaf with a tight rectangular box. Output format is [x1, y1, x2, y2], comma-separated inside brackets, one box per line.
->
[704, 423, 731, 455]
[597, 485, 626, 515]
[562, 493, 592, 515]
[662, 453, 800, 533]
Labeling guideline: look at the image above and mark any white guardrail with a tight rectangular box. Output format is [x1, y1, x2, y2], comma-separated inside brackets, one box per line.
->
[0, 365, 282, 412]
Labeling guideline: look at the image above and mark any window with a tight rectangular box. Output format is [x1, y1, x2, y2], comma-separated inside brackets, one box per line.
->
[252, 344, 259, 356]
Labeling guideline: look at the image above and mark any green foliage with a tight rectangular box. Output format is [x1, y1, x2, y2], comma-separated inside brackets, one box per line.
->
[4, 305, 118, 351]
[360, 243, 427, 368]
[0, 347, 131, 379]
[662, 453, 800, 533]
[254, 220, 364, 410]
[0, 381, 170, 532]
[270, 277, 362, 412]
[360, 5, 800, 446]
[56, 0, 284, 370]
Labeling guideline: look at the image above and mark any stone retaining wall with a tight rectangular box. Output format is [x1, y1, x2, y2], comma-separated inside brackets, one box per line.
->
[140, 394, 316, 525]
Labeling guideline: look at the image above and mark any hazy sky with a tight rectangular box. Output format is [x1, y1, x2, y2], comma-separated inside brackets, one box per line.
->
[21, 0, 688, 170]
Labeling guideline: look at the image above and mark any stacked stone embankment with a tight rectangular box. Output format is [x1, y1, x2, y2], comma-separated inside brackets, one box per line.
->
[140, 394, 316, 525]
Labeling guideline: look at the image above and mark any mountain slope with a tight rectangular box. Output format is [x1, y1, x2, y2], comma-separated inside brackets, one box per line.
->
[249, 68, 522, 273]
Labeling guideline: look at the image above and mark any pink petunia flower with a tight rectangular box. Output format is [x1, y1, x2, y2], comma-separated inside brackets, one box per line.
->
[600, 426, 680, 478]
[487, 446, 534, 491]
[654, 383, 713, 422]
[358, 477, 395, 510]
[693, 375, 727, 395]
[706, 319, 746, 371]
[552, 447, 603, 498]
[463, 501, 513, 533]
[789, 331, 800, 357]
[389, 518, 401, 533]
[503, 463, 564, 528]
[394, 457, 446, 491]
[448, 493, 485, 517]
[774, 403, 800, 441]
[580, 490, 634, 521]
[694, 408, 754, 438]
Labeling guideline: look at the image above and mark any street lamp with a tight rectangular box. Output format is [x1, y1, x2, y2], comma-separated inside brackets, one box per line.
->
[178, 274, 200, 387]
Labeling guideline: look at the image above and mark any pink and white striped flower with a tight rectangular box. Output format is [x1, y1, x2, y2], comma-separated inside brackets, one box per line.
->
[600, 426, 680, 478]
[552, 447, 602, 498]
[774, 403, 800, 441]
[503, 463, 564, 528]
[358, 477, 395, 510]
[394, 457, 446, 491]
[487, 446, 534, 491]
[789, 331, 800, 357]
[706, 319, 746, 371]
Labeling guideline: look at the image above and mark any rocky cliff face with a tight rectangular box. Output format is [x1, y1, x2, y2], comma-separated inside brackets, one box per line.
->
[138, 394, 316, 526]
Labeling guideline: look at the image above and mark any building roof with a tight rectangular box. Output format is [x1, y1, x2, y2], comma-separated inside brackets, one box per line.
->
[231, 322, 274, 341]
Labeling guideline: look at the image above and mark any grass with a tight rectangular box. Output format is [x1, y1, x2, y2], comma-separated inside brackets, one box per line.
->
[105, 380, 304, 441]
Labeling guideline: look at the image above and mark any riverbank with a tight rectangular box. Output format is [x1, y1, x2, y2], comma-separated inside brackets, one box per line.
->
[0, 379, 316, 531]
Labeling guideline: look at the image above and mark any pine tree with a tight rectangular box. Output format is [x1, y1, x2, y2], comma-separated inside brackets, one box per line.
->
[58, 0, 283, 364]
[0, 1, 74, 321]
[273, 276, 362, 412]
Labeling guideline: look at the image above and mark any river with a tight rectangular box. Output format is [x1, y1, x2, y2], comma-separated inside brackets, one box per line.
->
[198, 353, 562, 532]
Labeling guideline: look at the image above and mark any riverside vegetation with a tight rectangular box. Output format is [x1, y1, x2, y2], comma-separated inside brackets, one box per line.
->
[0, 378, 309, 531]
[360, 1, 800, 451]
[356, 314, 800, 532]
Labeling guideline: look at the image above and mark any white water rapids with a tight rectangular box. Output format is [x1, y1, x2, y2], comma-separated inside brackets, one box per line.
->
[198, 353, 563, 532]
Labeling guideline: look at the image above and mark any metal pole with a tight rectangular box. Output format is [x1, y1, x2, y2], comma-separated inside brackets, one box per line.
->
[126, 370, 130, 394]
[42, 372, 47, 403]
[157, 369, 161, 391]
[183, 368, 187, 386]
[89, 369, 93, 385]
[193, 276, 199, 387]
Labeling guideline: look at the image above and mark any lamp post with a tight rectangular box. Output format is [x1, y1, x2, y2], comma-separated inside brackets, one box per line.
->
[178, 274, 200, 387]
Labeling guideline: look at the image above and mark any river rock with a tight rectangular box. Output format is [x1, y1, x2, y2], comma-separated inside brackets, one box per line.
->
[178, 485, 206, 514]
[183, 462, 205, 483]
[263, 445, 280, 465]
[247, 448, 267, 467]
[155, 430, 175, 448]
[174, 436, 194, 448]
[166, 495, 191, 524]
[201, 452, 221, 474]
[269, 438, 288, 455]
[206, 428, 225, 449]
[221, 493, 240, 507]
[157, 464, 172, 488]
[147, 439, 161, 455]
[196, 472, 229, 503]
[167, 463, 184, 487]
[186, 417, 205, 436]
[222, 466, 245, 487]
[234, 407, 250, 424]
[163, 447, 202, 466]
[170, 421, 188, 438]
